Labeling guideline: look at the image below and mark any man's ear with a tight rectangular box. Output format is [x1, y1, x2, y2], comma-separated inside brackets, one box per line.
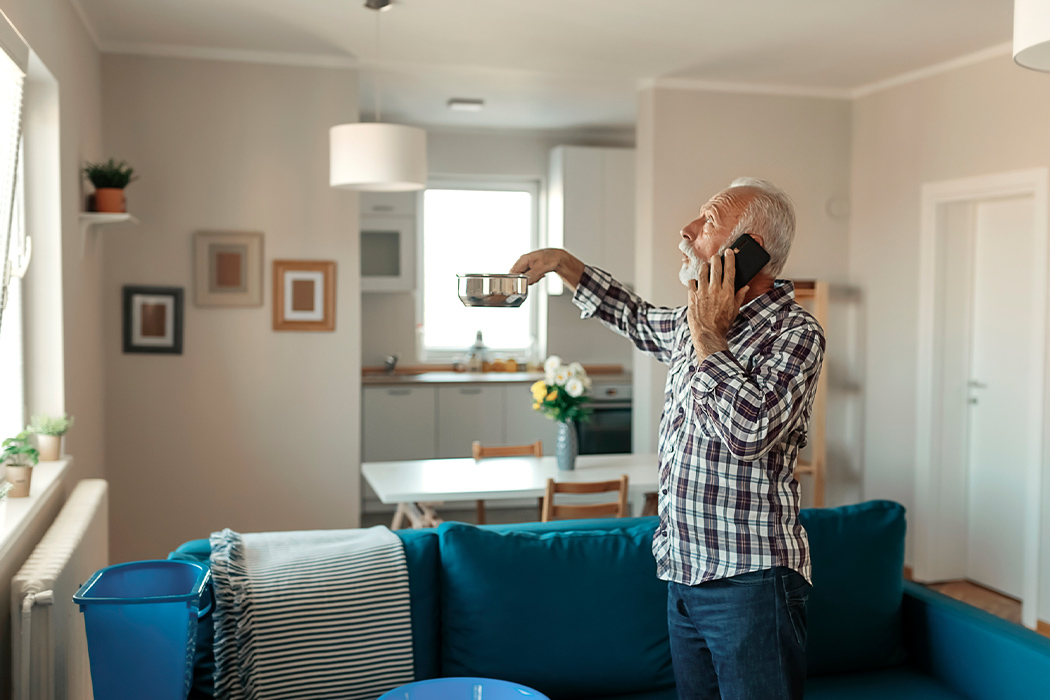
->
[749, 234, 765, 249]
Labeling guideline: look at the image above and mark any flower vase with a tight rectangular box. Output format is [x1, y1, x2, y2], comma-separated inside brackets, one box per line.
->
[556, 420, 578, 471]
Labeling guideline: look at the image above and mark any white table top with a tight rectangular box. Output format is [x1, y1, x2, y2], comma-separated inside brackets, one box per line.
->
[362, 453, 660, 503]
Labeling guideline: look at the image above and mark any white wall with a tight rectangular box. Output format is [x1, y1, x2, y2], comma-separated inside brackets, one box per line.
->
[849, 53, 1050, 619]
[101, 55, 360, 563]
[633, 86, 856, 507]
[360, 126, 636, 368]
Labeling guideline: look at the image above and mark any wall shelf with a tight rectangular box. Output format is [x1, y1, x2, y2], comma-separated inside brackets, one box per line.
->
[79, 212, 139, 237]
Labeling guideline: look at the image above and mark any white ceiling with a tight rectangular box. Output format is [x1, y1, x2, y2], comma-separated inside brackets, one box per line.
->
[74, 0, 1014, 130]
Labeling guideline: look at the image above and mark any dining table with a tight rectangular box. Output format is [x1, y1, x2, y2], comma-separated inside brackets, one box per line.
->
[362, 453, 661, 529]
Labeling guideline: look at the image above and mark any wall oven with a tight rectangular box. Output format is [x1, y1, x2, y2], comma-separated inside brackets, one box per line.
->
[578, 382, 632, 454]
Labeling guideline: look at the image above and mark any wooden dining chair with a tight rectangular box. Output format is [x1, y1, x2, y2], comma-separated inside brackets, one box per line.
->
[541, 475, 630, 523]
[471, 440, 544, 525]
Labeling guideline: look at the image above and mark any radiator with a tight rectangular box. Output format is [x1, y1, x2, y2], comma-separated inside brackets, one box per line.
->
[11, 479, 108, 700]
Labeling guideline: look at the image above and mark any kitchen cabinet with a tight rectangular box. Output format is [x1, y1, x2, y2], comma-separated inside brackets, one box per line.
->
[362, 386, 436, 461]
[548, 145, 636, 286]
[436, 386, 506, 458]
[504, 384, 559, 456]
[361, 192, 417, 292]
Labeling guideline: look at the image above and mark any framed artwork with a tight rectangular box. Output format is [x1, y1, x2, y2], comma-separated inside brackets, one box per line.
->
[272, 260, 336, 332]
[123, 286, 184, 354]
[193, 231, 264, 307]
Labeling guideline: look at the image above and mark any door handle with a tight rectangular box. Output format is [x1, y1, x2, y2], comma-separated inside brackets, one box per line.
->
[459, 388, 482, 395]
[967, 398, 978, 405]
[968, 381, 988, 389]
[387, 388, 412, 396]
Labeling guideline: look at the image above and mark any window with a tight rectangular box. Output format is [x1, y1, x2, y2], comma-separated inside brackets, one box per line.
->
[419, 182, 541, 359]
[0, 17, 26, 438]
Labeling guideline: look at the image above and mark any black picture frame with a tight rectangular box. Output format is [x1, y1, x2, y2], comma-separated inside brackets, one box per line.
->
[122, 286, 184, 355]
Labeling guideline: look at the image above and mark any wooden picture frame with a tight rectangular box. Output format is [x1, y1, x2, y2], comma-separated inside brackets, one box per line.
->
[193, 230, 264, 307]
[123, 286, 184, 354]
[272, 260, 336, 332]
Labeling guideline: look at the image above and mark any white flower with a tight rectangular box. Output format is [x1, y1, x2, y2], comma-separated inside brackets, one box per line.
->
[568, 362, 584, 378]
[582, 375, 593, 390]
[565, 377, 584, 398]
[553, 367, 570, 386]
[544, 355, 562, 374]
[545, 370, 556, 384]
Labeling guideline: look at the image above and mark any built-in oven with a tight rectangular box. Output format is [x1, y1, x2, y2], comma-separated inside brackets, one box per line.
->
[578, 383, 632, 454]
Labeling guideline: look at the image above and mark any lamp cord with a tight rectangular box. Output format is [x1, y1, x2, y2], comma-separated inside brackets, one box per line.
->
[374, 8, 382, 123]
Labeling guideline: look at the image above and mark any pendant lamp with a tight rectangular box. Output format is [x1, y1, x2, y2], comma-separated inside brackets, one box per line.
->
[1014, 0, 1050, 72]
[330, 0, 427, 191]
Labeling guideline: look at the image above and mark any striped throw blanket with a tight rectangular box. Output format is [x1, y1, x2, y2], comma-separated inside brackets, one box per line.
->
[210, 526, 414, 700]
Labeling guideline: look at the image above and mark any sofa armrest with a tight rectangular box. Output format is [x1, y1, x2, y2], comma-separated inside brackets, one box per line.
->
[902, 581, 1050, 699]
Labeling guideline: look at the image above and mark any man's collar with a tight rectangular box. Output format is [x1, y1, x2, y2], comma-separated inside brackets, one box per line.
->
[736, 280, 795, 331]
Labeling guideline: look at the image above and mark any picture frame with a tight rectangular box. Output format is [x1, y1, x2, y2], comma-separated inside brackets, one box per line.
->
[272, 260, 336, 332]
[123, 286, 184, 354]
[193, 230, 264, 307]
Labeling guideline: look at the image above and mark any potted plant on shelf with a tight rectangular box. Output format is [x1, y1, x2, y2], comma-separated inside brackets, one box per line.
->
[28, 413, 73, 462]
[83, 158, 137, 213]
[2, 431, 39, 498]
[531, 356, 592, 470]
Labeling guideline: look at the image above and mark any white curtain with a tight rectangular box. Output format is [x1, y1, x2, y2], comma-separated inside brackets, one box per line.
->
[0, 11, 26, 335]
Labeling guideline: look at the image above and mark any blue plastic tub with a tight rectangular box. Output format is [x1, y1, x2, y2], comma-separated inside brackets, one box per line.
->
[74, 560, 211, 700]
[378, 678, 550, 700]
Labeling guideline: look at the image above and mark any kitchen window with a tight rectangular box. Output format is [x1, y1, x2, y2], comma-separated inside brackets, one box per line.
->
[419, 181, 542, 361]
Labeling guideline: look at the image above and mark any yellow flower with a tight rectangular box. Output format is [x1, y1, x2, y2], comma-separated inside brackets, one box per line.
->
[546, 389, 558, 401]
[532, 402, 541, 411]
[531, 380, 547, 401]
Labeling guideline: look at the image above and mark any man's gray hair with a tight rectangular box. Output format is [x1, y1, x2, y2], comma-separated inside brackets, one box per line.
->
[726, 177, 795, 277]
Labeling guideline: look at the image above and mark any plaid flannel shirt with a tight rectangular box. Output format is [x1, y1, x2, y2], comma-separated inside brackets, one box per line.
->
[572, 265, 824, 585]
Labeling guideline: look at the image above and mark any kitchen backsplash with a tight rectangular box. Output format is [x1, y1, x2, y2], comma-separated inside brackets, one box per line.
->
[361, 291, 634, 368]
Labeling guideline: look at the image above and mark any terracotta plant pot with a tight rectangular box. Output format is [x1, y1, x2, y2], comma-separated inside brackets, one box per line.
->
[94, 188, 126, 213]
[36, 434, 61, 462]
[5, 466, 32, 498]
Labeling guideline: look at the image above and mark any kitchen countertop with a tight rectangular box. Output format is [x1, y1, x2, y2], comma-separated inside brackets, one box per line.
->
[362, 371, 632, 387]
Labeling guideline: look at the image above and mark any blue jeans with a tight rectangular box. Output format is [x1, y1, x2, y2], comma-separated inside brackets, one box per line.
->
[667, 567, 811, 700]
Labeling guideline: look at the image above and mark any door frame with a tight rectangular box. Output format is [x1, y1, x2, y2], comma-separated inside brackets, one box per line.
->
[914, 167, 1049, 628]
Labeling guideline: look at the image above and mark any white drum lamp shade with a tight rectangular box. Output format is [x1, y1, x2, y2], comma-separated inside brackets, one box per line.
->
[1014, 0, 1050, 71]
[329, 122, 427, 191]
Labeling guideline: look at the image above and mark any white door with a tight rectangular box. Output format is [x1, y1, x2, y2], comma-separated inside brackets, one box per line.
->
[966, 195, 1035, 599]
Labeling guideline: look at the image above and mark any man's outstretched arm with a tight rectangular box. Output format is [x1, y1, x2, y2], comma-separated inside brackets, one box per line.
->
[511, 248, 683, 365]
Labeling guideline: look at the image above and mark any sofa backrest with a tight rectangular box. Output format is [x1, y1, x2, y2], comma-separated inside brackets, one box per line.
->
[800, 500, 908, 675]
[438, 517, 672, 699]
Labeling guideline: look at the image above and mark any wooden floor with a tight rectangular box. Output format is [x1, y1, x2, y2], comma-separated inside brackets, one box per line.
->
[927, 580, 1023, 625]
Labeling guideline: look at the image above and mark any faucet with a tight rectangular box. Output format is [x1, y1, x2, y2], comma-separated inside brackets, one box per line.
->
[384, 354, 400, 375]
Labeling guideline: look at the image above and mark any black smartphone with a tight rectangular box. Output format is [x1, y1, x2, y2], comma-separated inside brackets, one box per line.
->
[723, 234, 771, 292]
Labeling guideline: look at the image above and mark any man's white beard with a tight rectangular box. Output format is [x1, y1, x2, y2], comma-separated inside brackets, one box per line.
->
[679, 239, 703, 287]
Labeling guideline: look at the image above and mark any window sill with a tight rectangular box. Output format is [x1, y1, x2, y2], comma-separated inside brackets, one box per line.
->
[0, 458, 70, 565]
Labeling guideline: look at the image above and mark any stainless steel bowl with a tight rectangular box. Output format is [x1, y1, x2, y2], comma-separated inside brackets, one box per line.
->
[457, 273, 529, 308]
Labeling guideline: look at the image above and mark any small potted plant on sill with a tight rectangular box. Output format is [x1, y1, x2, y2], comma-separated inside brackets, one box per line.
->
[83, 158, 137, 213]
[530, 356, 592, 470]
[28, 413, 73, 462]
[2, 431, 39, 498]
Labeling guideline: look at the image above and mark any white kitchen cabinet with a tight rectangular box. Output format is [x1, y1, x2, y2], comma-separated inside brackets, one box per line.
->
[361, 191, 418, 218]
[436, 386, 506, 458]
[361, 192, 418, 292]
[549, 146, 636, 287]
[504, 384, 560, 456]
[362, 387, 436, 462]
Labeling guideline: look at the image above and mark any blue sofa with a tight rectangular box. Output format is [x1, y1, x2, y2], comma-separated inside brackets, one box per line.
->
[170, 501, 1050, 699]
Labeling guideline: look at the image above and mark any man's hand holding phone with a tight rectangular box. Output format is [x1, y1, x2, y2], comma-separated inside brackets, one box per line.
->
[687, 249, 750, 361]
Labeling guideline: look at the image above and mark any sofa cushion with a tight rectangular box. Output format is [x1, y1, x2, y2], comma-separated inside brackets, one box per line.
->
[439, 518, 672, 699]
[805, 667, 966, 699]
[799, 500, 907, 676]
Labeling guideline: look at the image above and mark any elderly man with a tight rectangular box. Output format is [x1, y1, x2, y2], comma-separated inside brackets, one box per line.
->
[511, 178, 824, 699]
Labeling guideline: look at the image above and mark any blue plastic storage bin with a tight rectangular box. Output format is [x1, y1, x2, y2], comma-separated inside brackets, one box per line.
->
[74, 560, 211, 700]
